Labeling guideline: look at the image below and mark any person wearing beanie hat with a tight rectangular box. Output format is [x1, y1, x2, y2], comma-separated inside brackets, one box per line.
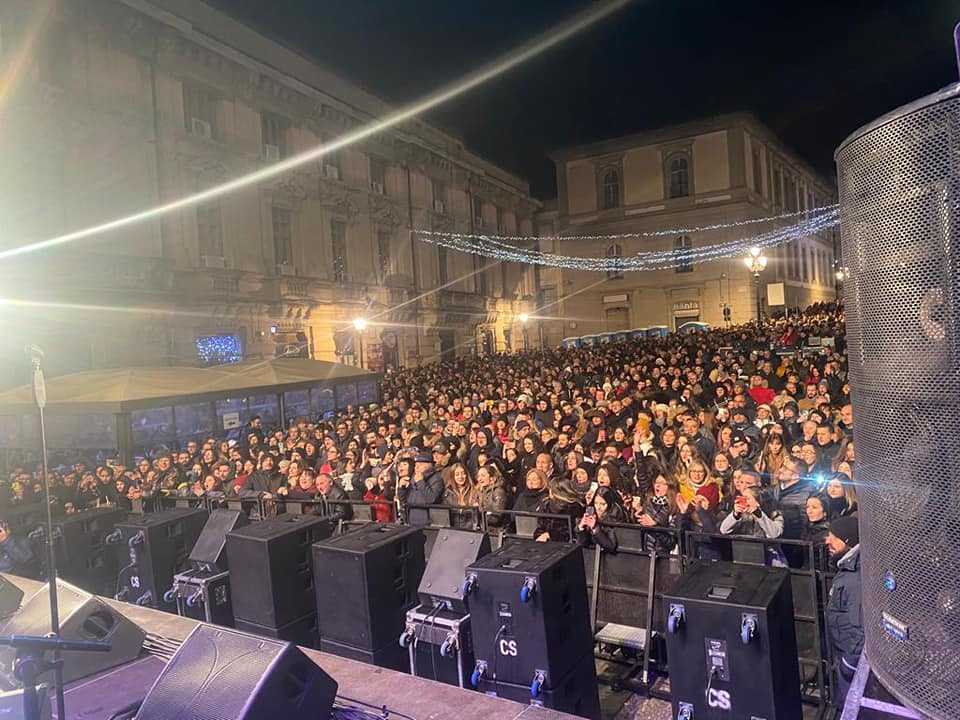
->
[825, 513, 863, 707]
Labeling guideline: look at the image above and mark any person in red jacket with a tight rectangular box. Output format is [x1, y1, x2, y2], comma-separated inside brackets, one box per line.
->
[363, 468, 396, 523]
[748, 374, 776, 406]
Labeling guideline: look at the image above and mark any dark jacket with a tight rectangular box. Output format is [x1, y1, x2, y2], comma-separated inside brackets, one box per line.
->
[243, 469, 283, 496]
[396, 471, 444, 526]
[826, 545, 864, 705]
[0, 533, 34, 574]
[317, 483, 351, 522]
[772, 477, 815, 539]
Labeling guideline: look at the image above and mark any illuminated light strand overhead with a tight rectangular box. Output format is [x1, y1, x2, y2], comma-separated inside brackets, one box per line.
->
[419, 204, 839, 243]
[0, 0, 632, 263]
[417, 207, 839, 272]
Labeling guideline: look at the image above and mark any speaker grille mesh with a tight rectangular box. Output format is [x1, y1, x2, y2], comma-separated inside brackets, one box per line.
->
[835, 83, 960, 720]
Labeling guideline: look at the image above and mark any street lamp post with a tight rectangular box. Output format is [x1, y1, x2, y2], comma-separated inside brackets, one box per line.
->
[743, 246, 768, 324]
[352, 317, 367, 368]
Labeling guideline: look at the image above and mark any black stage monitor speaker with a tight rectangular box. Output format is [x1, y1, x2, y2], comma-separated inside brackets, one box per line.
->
[134, 624, 337, 720]
[0, 577, 24, 619]
[190, 509, 247, 571]
[312, 523, 425, 654]
[663, 561, 801, 720]
[418, 529, 490, 612]
[227, 514, 334, 628]
[466, 541, 595, 691]
[0, 579, 145, 686]
[113, 508, 209, 607]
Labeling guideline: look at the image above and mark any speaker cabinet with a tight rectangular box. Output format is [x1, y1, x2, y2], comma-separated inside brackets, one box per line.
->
[0, 579, 145, 686]
[663, 562, 801, 720]
[418, 529, 490, 612]
[312, 523, 425, 654]
[114, 508, 209, 607]
[835, 82, 960, 720]
[49, 507, 126, 593]
[227, 515, 333, 628]
[0, 576, 24, 619]
[467, 541, 594, 689]
[189, 509, 247, 571]
[134, 624, 337, 720]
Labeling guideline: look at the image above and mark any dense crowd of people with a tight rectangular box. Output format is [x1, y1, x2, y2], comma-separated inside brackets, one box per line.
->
[2, 302, 854, 555]
[0, 300, 864, 704]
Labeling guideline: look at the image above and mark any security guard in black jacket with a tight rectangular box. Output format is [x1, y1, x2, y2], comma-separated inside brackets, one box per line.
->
[824, 515, 864, 708]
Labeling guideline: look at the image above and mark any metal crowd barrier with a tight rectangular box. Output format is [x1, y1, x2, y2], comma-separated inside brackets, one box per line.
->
[44, 494, 836, 711]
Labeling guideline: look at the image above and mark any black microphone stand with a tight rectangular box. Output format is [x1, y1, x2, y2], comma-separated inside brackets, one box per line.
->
[0, 634, 112, 720]
[25, 345, 66, 720]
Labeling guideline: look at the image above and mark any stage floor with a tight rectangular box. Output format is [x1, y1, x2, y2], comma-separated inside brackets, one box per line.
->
[4, 574, 673, 720]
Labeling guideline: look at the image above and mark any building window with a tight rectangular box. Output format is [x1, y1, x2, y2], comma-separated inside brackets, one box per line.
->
[432, 179, 447, 214]
[437, 245, 448, 285]
[261, 112, 289, 159]
[784, 174, 798, 212]
[197, 203, 223, 257]
[601, 168, 621, 209]
[183, 83, 218, 139]
[331, 220, 347, 284]
[472, 196, 484, 227]
[322, 148, 341, 180]
[606, 243, 623, 279]
[667, 154, 690, 199]
[496, 206, 504, 233]
[370, 157, 387, 193]
[376, 230, 391, 279]
[674, 235, 693, 273]
[773, 167, 783, 207]
[272, 207, 293, 268]
[751, 145, 764, 197]
[474, 255, 487, 295]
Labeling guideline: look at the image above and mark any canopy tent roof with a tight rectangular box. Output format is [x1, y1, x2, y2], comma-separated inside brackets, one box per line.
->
[0, 359, 376, 414]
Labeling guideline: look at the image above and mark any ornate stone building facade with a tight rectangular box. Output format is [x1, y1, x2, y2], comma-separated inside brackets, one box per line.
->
[0, 0, 538, 380]
[535, 114, 837, 347]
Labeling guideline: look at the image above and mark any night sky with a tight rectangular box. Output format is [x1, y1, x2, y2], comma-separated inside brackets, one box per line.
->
[209, 0, 958, 198]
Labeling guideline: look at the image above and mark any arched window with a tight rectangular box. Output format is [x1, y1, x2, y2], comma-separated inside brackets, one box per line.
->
[668, 155, 690, 199]
[674, 235, 693, 273]
[601, 168, 621, 209]
[606, 242, 623, 279]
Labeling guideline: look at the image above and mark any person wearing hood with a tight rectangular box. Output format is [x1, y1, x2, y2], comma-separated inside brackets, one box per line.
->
[824, 515, 863, 707]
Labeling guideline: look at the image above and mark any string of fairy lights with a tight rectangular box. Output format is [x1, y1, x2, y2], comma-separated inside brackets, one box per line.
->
[416, 205, 839, 273]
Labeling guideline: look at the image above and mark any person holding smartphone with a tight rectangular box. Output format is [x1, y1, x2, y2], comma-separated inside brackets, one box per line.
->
[719, 486, 783, 539]
[577, 486, 622, 551]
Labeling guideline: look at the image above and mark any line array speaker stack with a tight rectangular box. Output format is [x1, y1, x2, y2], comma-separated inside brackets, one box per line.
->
[663, 561, 801, 720]
[312, 523, 425, 670]
[48, 507, 126, 595]
[465, 541, 599, 719]
[834, 81, 960, 720]
[0, 579, 145, 687]
[227, 514, 334, 646]
[169, 509, 248, 626]
[400, 529, 490, 687]
[112, 508, 209, 608]
[134, 624, 337, 720]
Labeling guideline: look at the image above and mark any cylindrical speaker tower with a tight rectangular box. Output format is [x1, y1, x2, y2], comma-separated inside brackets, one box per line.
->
[835, 82, 960, 720]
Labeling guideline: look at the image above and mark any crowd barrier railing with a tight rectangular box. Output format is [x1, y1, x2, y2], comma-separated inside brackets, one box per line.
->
[62, 494, 835, 711]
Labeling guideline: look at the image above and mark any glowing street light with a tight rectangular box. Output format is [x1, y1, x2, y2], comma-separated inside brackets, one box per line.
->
[518, 313, 530, 324]
[352, 317, 368, 331]
[743, 247, 768, 324]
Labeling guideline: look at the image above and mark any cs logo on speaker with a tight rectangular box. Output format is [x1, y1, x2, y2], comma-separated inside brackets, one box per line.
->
[707, 689, 731, 710]
[498, 639, 518, 656]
